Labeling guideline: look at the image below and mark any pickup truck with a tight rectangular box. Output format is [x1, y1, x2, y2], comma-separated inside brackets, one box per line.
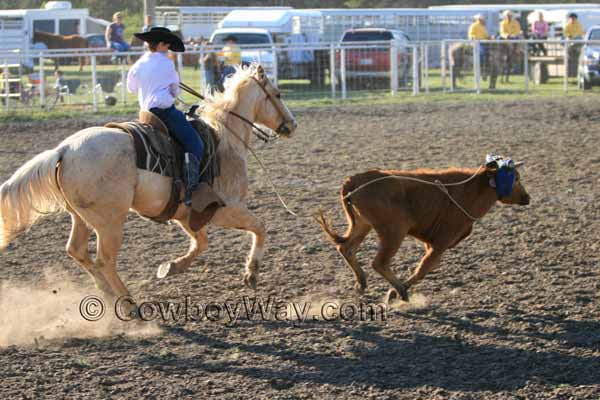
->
[338, 28, 411, 87]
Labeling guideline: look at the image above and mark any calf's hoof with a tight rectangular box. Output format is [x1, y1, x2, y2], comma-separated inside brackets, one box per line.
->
[354, 282, 366, 295]
[385, 286, 409, 304]
[157, 262, 182, 279]
[243, 272, 258, 290]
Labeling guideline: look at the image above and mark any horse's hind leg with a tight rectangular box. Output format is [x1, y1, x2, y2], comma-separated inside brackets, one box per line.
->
[157, 221, 208, 279]
[337, 220, 371, 294]
[66, 211, 112, 295]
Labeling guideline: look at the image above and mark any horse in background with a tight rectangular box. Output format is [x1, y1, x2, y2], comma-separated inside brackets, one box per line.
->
[449, 41, 521, 90]
[32, 31, 89, 72]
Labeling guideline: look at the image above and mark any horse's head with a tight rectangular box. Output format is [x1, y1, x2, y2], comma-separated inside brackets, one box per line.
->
[250, 65, 297, 138]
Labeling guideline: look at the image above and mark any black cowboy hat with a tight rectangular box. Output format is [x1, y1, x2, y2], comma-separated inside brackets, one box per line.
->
[134, 27, 185, 52]
[568, 12, 578, 19]
[223, 35, 238, 42]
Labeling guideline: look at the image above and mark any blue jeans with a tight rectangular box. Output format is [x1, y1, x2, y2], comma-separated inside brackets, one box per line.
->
[150, 105, 204, 162]
[110, 41, 130, 52]
[479, 43, 486, 66]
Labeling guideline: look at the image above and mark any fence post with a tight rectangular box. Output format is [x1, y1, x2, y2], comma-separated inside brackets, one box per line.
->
[271, 45, 278, 86]
[120, 61, 127, 104]
[412, 45, 419, 96]
[39, 55, 45, 108]
[563, 41, 569, 92]
[199, 45, 206, 92]
[441, 40, 447, 93]
[91, 55, 98, 112]
[473, 41, 481, 94]
[390, 42, 398, 95]
[3, 61, 9, 111]
[523, 41, 529, 93]
[423, 43, 429, 93]
[340, 47, 347, 99]
[177, 53, 183, 80]
[329, 44, 336, 99]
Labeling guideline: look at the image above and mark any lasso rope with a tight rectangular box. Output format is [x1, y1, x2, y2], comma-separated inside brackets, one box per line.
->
[342, 166, 485, 221]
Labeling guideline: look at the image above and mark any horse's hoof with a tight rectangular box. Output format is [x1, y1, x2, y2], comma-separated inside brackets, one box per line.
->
[243, 272, 258, 290]
[354, 282, 366, 295]
[157, 262, 177, 279]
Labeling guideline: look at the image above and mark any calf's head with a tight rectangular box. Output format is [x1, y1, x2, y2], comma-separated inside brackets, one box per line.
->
[486, 157, 530, 206]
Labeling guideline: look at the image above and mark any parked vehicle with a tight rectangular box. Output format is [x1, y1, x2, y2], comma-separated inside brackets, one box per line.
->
[337, 28, 410, 88]
[209, 27, 276, 78]
[578, 25, 600, 90]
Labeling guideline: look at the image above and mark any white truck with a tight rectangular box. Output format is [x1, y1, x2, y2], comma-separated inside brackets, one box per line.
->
[211, 9, 326, 85]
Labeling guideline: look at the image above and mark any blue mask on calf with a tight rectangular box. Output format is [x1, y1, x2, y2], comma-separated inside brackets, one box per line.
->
[494, 159, 516, 198]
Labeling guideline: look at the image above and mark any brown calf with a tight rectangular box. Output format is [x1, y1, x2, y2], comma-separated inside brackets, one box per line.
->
[317, 160, 530, 303]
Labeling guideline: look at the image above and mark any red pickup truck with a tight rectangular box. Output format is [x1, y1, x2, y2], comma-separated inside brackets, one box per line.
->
[337, 28, 410, 87]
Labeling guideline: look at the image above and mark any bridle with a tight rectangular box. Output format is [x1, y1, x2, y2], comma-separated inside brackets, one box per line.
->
[249, 76, 295, 137]
[178, 75, 293, 143]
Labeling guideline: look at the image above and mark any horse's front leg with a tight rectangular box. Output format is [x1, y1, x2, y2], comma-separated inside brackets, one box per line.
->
[211, 205, 266, 289]
[157, 220, 208, 279]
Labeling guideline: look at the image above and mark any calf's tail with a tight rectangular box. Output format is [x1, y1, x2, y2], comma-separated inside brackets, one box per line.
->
[315, 178, 356, 245]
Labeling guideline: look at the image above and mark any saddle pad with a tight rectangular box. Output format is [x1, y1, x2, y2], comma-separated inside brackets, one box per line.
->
[106, 121, 182, 178]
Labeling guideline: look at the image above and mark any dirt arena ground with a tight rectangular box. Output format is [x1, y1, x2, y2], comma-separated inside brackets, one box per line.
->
[0, 98, 599, 399]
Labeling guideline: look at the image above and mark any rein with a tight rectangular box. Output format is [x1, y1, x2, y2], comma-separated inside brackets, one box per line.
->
[342, 166, 485, 222]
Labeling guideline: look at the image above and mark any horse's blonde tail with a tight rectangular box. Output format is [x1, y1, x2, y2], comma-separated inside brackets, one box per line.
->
[0, 147, 66, 250]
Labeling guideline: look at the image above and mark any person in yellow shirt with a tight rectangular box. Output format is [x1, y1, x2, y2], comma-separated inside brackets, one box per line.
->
[469, 14, 489, 40]
[564, 13, 585, 77]
[469, 14, 489, 68]
[218, 35, 241, 89]
[500, 10, 523, 39]
[563, 13, 585, 39]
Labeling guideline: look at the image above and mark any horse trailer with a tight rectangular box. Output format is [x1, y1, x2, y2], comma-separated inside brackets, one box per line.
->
[0, 1, 108, 67]
[154, 6, 293, 40]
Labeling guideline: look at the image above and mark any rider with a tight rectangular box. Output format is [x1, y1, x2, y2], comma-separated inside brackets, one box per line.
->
[563, 13, 584, 40]
[500, 10, 523, 40]
[468, 14, 489, 68]
[127, 27, 216, 210]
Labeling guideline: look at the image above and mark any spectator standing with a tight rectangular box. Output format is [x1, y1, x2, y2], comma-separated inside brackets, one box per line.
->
[202, 40, 220, 93]
[218, 35, 241, 88]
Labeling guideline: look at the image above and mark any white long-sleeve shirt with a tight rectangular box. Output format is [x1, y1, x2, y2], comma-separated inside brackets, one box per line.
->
[126, 51, 181, 110]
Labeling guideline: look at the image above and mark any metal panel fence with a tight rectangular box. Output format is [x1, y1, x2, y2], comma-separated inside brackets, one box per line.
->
[0, 39, 597, 113]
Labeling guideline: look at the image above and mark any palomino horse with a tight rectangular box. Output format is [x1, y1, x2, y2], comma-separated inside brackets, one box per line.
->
[0, 64, 297, 305]
[33, 31, 89, 72]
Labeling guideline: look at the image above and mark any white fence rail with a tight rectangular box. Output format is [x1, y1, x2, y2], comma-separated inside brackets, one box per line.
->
[1, 39, 597, 112]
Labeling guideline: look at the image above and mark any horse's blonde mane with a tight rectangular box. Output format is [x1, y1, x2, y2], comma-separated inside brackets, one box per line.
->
[200, 65, 256, 131]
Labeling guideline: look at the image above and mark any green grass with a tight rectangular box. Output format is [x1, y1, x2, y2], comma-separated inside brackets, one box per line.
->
[1, 63, 598, 123]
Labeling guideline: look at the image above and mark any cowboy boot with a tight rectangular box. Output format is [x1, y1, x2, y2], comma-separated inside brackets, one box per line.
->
[183, 152, 200, 206]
